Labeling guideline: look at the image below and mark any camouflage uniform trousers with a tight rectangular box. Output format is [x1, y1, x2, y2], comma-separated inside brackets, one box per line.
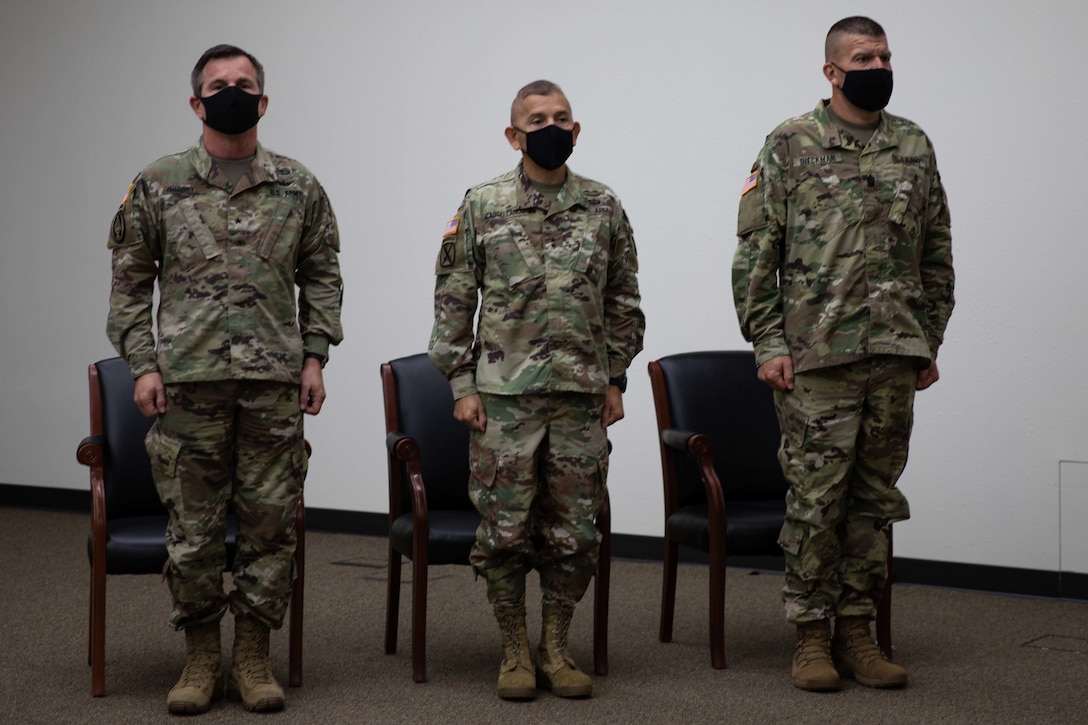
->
[144, 380, 307, 631]
[468, 392, 608, 606]
[773, 356, 916, 624]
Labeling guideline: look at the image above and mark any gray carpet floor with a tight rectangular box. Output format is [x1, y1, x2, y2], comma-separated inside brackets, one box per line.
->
[3, 506, 1087, 724]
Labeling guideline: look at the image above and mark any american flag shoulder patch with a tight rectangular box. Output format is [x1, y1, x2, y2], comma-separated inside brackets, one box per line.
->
[741, 171, 758, 196]
[443, 217, 459, 237]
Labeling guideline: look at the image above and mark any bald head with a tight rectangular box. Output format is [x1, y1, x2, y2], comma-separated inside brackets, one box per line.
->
[825, 16, 886, 62]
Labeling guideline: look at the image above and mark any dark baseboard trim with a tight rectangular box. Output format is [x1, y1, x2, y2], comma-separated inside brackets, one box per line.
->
[0, 483, 90, 511]
[5, 483, 1085, 601]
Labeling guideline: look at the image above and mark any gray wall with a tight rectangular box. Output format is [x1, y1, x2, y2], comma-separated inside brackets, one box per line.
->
[3, 0, 1086, 577]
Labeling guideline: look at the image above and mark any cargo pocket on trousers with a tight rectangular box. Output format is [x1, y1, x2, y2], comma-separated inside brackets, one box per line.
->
[144, 423, 182, 479]
[293, 442, 309, 481]
[469, 436, 498, 490]
[144, 423, 182, 505]
[778, 521, 803, 556]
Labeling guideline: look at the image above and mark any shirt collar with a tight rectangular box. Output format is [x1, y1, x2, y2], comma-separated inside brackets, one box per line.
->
[814, 99, 898, 152]
[191, 139, 279, 189]
[514, 160, 586, 212]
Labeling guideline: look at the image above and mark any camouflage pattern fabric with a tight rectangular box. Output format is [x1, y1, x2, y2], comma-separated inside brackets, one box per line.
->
[145, 380, 307, 630]
[107, 139, 344, 384]
[733, 100, 954, 373]
[428, 162, 644, 400]
[775, 356, 916, 623]
[468, 393, 608, 606]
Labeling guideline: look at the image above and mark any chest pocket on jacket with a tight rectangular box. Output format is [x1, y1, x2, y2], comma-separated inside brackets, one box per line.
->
[257, 199, 302, 265]
[569, 218, 608, 282]
[163, 202, 222, 273]
[887, 169, 923, 240]
[481, 222, 543, 289]
[789, 163, 861, 244]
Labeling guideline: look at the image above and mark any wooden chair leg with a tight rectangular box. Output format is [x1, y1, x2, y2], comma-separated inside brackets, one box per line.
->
[385, 546, 402, 655]
[91, 560, 106, 697]
[659, 535, 678, 643]
[87, 571, 93, 667]
[708, 535, 726, 670]
[288, 509, 305, 688]
[410, 554, 428, 683]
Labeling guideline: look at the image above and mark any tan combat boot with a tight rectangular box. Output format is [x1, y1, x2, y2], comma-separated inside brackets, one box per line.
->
[229, 615, 285, 712]
[792, 620, 841, 692]
[166, 621, 223, 714]
[493, 603, 537, 700]
[833, 616, 907, 688]
[536, 600, 592, 698]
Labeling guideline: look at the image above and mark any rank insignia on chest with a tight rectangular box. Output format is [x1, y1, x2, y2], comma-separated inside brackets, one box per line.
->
[741, 171, 758, 196]
[443, 217, 459, 237]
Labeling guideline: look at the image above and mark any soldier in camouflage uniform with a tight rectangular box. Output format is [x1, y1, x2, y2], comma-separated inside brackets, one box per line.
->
[732, 17, 954, 692]
[428, 80, 644, 700]
[107, 44, 343, 715]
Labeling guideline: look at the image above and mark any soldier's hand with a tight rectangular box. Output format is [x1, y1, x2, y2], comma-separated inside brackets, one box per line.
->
[757, 355, 795, 392]
[300, 358, 327, 415]
[133, 372, 166, 417]
[916, 360, 940, 391]
[453, 394, 487, 432]
[601, 386, 625, 428]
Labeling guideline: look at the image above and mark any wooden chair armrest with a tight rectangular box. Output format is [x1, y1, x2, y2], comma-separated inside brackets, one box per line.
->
[77, 435, 105, 467]
[386, 432, 420, 462]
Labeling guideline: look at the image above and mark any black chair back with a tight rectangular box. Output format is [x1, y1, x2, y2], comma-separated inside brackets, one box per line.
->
[655, 351, 788, 506]
[386, 354, 473, 512]
[95, 357, 162, 520]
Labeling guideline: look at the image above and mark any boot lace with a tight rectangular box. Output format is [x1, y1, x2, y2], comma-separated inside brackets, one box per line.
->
[177, 652, 218, 688]
[237, 639, 274, 684]
[841, 626, 884, 666]
[496, 606, 530, 668]
[794, 630, 832, 668]
[546, 606, 580, 670]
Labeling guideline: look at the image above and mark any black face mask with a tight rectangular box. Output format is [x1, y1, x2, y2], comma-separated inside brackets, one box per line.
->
[200, 86, 262, 135]
[515, 124, 574, 170]
[834, 65, 894, 112]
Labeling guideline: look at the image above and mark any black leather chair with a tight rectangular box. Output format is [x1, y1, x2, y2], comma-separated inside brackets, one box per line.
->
[647, 350, 892, 668]
[381, 353, 610, 682]
[76, 357, 305, 696]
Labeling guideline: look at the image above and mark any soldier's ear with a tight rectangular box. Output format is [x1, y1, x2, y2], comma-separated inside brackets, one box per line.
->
[505, 126, 522, 152]
[190, 95, 206, 121]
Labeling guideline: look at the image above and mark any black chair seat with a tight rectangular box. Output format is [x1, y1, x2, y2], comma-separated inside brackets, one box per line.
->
[390, 510, 480, 566]
[666, 500, 785, 557]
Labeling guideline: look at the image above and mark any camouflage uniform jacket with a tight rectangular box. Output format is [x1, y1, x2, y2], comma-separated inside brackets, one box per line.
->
[107, 140, 344, 384]
[429, 163, 645, 399]
[733, 100, 954, 373]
